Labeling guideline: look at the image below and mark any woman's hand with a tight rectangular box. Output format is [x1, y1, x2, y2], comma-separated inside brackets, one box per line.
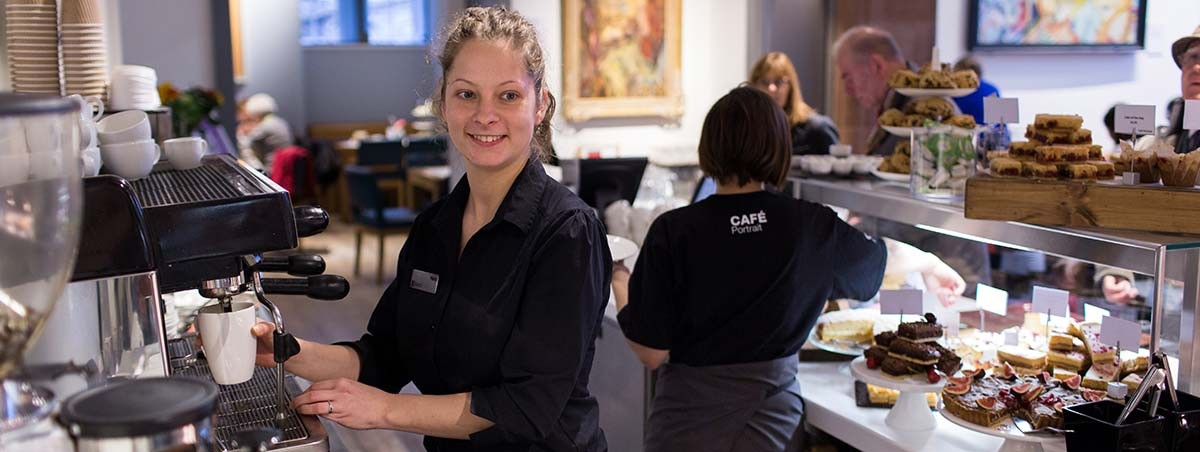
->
[291, 378, 395, 430]
[612, 261, 631, 311]
[922, 260, 966, 307]
[1102, 275, 1139, 305]
[252, 322, 278, 368]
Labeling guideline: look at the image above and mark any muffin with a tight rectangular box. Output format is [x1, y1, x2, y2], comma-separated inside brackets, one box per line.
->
[1157, 152, 1200, 187]
[905, 97, 955, 119]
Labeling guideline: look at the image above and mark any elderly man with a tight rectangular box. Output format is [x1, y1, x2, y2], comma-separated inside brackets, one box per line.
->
[1168, 26, 1200, 154]
[832, 26, 916, 156]
[237, 93, 294, 172]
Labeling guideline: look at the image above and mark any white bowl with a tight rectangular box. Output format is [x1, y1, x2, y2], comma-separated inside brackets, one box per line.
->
[100, 139, 159, 180]
[830, 144, 853, 157]
[97, 110, 151, 145]
[832, 158, 854, 175]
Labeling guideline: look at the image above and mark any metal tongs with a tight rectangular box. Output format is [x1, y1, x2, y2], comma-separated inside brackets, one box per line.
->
[1115, 365, 1166, 425]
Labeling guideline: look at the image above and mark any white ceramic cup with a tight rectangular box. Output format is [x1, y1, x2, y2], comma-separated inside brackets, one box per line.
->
[196, 301, 256, 385]
[81, 146, 101, 177]
[96, 110, 151, 145]
[100, 139, 159, 180]
[0, 153, 31, 187]
[830, 144, 852, 157]
[163, 137, 207, 170]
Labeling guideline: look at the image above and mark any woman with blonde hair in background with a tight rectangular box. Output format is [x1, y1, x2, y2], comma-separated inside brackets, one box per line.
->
[749, 51, 840, 155]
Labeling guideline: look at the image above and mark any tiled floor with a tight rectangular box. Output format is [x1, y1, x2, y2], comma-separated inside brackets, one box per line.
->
[274, 218, 424, 451]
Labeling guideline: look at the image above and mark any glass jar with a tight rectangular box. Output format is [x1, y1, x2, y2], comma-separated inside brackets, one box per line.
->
[910, 125, 976, 200]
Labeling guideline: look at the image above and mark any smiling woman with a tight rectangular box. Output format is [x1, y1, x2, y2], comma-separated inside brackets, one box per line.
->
[245, 6, 613, 452]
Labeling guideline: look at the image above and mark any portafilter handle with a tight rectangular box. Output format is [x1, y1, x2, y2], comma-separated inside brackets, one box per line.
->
[259, 275, 350, 300]
[252, 254, 326, 276]
[294, 206, 329, 238]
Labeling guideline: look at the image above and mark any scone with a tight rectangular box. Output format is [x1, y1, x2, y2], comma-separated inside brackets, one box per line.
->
[879, 108, 906, 127]
[920, 71, 956, 89]
[951, 70, 980, 88]
[1034, 114, 1084, 130]
[944, 114, 976, 129]
[888, 69, 920, 89]
[905, 97, 955, 119]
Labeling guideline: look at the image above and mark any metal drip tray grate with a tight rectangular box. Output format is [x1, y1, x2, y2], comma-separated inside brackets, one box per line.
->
[168, 337, 310, 450]
[131, 161, 264, 208]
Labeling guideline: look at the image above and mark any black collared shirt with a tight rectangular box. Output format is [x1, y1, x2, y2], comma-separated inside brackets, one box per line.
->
[618, 191, 886, 366]
[342, 157, 611, 451]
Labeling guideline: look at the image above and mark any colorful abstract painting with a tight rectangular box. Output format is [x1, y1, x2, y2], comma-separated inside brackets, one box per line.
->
[972, 0, 1145, 48]
[562, 0, 682, 121]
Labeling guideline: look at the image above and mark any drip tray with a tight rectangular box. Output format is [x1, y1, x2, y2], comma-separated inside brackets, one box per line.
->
[168, 336, 328, 451]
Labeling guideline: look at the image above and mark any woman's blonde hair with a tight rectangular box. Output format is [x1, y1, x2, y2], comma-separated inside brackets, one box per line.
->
[431, 7, 555, 161]
[749, 52, 814, 125]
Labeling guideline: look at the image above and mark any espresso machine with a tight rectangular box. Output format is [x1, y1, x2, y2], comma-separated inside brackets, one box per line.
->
[22, 150, 348, 449]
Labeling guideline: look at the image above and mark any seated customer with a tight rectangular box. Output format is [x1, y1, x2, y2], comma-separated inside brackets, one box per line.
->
[612, 87, 964, 452]
[237, 93, 294, 173]
[749, 52, 839, 155]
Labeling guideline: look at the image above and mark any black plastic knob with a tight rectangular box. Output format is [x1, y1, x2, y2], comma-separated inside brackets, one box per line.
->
[254, 255, 326, 276]
[294, 206, 329, 238]
[260, 275, 349, 301]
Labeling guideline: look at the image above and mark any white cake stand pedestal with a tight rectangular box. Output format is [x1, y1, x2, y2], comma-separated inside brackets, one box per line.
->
[940, 408, 1065, 452]
[849, 356, 944, 431]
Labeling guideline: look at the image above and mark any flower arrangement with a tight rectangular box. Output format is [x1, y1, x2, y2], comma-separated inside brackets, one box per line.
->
[158, 82, 224, 137]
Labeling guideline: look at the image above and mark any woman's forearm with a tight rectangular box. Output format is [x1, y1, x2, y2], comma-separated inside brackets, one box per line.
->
[883, 238, 939, 276]
[287, 340, 361, 382]
[385, 392, 494, 439]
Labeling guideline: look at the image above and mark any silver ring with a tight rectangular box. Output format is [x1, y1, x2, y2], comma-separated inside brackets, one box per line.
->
[327, 400, 334, 415]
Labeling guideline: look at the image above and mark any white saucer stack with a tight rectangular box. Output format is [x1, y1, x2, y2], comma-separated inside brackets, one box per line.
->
[61, 0, 108, 100]
[6, 0, 62, 95]
[109, 65, 162, 111]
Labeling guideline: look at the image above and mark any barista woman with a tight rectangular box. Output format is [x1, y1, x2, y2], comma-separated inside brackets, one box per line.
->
[243, 7, 611, 451]
[612, 87, 964, 452]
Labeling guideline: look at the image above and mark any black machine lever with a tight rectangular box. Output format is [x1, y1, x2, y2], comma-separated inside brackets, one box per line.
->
[294, 206, 329, 238]
[253, 254, 326, 276]
[259, 275, 349, 300]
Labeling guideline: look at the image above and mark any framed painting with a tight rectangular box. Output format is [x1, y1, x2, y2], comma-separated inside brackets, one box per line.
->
[562, 0, 683, 122]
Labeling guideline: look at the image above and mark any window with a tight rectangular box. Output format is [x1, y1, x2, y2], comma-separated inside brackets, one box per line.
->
[299, 0, 429, 46]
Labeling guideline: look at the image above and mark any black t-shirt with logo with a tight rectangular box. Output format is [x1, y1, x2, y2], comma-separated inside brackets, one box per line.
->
[617, 190, 887, 366]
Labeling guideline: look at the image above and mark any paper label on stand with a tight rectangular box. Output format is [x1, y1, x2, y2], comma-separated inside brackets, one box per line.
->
[1185, 99, 1200, 131]
[1115, 105, 1156, 135]
[984, 97, 1019, 124]
[1032, 286, 1070, 318]
[1004, 330, 1019, 346]
[1100, 316, 1140, 352]
[1084, 303, 1111, 324]
[880, 289, 924, 316]
[976, 283, 1008, 316]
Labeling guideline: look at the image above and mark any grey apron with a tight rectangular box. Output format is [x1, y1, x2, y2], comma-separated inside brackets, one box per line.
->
[644, 355, 803, 452]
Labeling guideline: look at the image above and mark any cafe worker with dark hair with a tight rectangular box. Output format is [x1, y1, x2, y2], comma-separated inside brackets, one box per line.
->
[611, 87, 965, 452]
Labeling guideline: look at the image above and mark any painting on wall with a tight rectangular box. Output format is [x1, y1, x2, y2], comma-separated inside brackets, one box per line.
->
[969, 0, 1147, 50]
[562, 0, 683, 122]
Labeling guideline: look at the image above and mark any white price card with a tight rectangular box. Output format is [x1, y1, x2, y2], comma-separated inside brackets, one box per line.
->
[880, 289, 924, 316]
[984, 97, 1020, 124]
[1031, 286, 1070, 318]
[1084, 303, 1111, 324]
[1185, 99, 1200, 131]
[976, 283, 1009, 316]
[1115, 105, 1156, 135]
[1004, 330, 1019, 346]
[1100, 316, 1141, 353]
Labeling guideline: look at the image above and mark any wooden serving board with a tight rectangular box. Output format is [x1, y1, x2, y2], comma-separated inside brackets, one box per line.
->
[964, 175, 1200, 235]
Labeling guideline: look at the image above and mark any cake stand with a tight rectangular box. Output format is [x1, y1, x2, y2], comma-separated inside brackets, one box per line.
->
[849, 356, 944, 431]
[941, 409, 1065, 452]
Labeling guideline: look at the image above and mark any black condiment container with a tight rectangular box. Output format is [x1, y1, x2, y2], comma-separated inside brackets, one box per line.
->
[1063, 400, 1167, 452]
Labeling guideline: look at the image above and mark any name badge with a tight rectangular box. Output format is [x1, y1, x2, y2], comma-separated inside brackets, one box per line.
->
[410, 269, 439, 294]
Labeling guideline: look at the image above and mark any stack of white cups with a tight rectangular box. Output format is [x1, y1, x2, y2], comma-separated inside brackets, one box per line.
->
[109, 65, 161, 111]
[96, 110, 159, 180]
[68, 94, 104, 177]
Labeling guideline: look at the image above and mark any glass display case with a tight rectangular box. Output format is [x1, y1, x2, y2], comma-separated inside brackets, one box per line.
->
[791, 176, 1200, 392]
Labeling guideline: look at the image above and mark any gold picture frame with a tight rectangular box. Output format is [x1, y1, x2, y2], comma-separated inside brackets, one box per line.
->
[561, 0, 683, 122]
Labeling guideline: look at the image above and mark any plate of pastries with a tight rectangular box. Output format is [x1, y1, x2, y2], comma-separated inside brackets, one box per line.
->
[889, 62, 980, 98]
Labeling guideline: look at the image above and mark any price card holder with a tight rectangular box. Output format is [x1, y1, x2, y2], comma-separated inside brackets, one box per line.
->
[1100, 315, 1141, 353]
[1115, 105, 1156, 136]
[984, 97, 1020, 124]
[1032, 286, 1070, 318]
[880, 289, 924, 318]
[1185, 99, 1200, 132]
[977, 284, 1008, 316]
[1084, 303, 1111, 324]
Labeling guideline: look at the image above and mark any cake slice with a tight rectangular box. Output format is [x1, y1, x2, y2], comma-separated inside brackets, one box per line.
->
[816, 309, 877, 343]
[1064, 163, 1098, 180]
[1088, 145, 1103, 160]
[998, 345, 1047, 371]
[1119, 351, 1149, 376]
[1049, 333, 1083, 352]
[1052, 368, 1080, 381]
[1026, 125, 1093, 145]
[1089, 161, 1116, 179]
[889, 337, 941, 365]
[1009, 141, 1041, 160]
[986, 150, 1010, 161]
[881, 356, 923, 376]
[1071, 322, 1118, 364]
[1121, 372, 1143, 392]
[1047, 350, 1089, 372]
[1034, 114, 1084, 130]
[1083, 360, 1121, 390]
[990, 158, 1022, 177]
[868, 384, 940, 407]
[1023, 161, 1060, 179]
[896, 313, 943, 343]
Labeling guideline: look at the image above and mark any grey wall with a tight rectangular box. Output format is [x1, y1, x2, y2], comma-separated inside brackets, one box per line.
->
[753, 0, 828, 112]
[303, 46, 437, 124]
[239, 0, 306, 132]
[118, 0, 216, 89]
